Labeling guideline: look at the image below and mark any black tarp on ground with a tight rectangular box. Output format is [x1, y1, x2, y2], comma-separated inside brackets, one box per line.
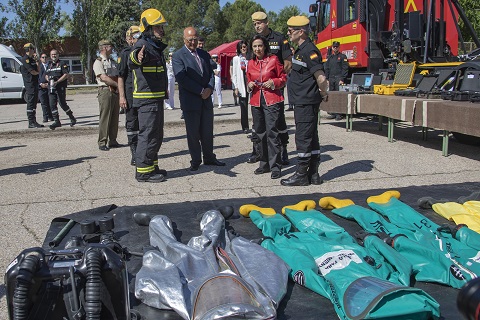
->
[40, 182, 480, 320]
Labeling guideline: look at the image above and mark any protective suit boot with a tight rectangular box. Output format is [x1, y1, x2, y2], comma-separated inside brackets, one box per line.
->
[308, 157, 323, 185]
[130, 144, 136, 166]
[280, 163, 309, 186]
[67, 111, 76, 127]
[136, 171, 165, 183]
[49, 116, 62, 130]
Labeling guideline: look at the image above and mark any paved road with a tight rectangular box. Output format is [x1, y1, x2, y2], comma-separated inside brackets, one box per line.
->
[0, 88, 479, 318]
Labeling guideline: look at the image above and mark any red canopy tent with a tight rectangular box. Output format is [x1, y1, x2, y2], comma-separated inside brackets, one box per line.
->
[209, 40, 240, 89]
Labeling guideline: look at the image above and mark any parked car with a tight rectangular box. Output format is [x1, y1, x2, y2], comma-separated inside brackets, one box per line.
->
[0, 44, 26, 101]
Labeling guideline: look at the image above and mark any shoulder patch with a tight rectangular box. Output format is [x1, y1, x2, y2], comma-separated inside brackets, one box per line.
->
[344, 59, 348, 61]
[117, 57, 121, 63]
[309, 53, 318, 60]
[25, 59, 29, 63]
[283, 39, 289, 44]
[63, 64, 68, 68]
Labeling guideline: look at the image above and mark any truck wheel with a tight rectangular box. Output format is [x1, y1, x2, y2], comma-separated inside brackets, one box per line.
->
[452, 132, 480, 146]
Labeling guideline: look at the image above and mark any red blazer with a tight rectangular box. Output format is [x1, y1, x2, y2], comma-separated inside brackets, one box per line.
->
[246, 54, 287, 107]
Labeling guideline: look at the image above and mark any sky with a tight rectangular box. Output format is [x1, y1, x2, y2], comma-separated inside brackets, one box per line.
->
[1, 0, 314, 21]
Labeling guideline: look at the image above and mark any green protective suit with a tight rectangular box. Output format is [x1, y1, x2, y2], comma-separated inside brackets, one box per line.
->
[250, 209, 441, 320]
[333, 204, 472, 288]
[368, 198, 480, 278]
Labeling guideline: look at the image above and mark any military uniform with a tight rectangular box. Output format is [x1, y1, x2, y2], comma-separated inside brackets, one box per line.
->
[45, 59, 76, 129]
[325, 51, 349, 91]
[20, 50, 42, 127]
[129, 35, 168, 181]
[118, 45, 139, 164]
[281, 16, 326, 186]
[93, 48, 120, 149]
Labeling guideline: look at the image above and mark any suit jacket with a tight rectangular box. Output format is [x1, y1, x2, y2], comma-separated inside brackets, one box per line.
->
[39, 62, 48, 88]
[172, 45, 215, 111]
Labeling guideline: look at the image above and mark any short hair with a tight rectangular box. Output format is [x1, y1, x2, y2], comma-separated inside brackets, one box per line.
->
[236, 40, 247, 55]
[198, 36, 205, 43]
[250, 35, 270, 56]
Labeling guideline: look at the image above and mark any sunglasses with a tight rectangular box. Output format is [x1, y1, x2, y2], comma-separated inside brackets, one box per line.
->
[41, 56, 47, 58]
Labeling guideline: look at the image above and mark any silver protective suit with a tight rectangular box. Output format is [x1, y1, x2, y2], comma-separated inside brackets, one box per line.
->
[135, 210, 290, 320]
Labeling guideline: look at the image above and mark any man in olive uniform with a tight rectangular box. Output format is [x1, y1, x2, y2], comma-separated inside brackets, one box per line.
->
[20, 43, 44, 128]
[118, 25, 141, 165]
[129, 8, 169, 183]
[46, 49, 77, 130]
[250, 11, 292, 165]
[325, 41, 349, 120]
[93, 40, 120, 151]
[280, 16, 328, 187]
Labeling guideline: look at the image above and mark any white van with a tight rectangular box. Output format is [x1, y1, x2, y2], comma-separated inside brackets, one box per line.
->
[0, 44, 26, 101]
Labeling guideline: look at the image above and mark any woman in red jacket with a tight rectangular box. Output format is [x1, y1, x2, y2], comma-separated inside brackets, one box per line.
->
[246, 35, 287, 179]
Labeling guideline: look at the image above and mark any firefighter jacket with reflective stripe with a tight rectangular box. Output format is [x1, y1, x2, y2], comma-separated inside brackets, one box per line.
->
[129, 36, 168, 107]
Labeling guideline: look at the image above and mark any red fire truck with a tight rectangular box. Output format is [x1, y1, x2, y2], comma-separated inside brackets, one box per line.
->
[308, 0, 480, 73]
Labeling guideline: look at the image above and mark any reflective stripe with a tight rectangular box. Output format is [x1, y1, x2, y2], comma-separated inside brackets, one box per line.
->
[298, 152, 311, 157]
[27, 110, 34, 113]
[142, 66, 164, 72]
[133, 91, 165, 98]
[137, 165, 155, 173]
[153, 160, 158, 166]
[292, 58, 307, 68]
[127, 131, 140, 135]
[278, 128, 288, 134]
[130, 50, 141, 65]
[312, 150, 321, 155]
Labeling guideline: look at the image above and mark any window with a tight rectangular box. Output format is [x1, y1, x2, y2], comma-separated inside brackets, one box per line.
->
[1, 58, 21, 74]
[321, 2, 331, 30]
[63, 58, 83, 74]
[344, 0, 357, 22]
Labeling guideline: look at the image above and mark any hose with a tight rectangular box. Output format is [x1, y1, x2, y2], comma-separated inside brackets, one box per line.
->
[84, 248, 103, 320]
[12, 252, 41, 320]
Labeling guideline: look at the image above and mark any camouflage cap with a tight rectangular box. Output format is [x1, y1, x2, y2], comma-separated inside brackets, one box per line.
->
[98, 39, 113, 46]
[251, 11, 267, 21]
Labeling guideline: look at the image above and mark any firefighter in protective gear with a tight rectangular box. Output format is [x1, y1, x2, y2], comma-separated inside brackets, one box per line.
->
[129, 8, 168, 183]
[46, 49, 77, 130]
[118, 25, 141, 165]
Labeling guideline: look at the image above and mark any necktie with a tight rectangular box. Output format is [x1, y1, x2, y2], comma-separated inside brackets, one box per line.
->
[192, 51, 203, 73]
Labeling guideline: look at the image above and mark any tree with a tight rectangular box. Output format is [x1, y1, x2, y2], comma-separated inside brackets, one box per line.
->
[69, 0, 126, 83]
[3, 0, 65, 54]
[222, 0, 265, 43]
[269, 6, 304, 36]
[457, 0, 480, 48]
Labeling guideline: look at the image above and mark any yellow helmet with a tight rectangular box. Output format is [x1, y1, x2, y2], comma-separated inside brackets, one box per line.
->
[139, 8, 167, 32]
[126, 25, 141, 38]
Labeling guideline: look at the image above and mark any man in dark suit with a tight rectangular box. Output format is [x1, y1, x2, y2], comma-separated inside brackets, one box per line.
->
[172, 27, 226, 172]
[38, 53, 53, 123]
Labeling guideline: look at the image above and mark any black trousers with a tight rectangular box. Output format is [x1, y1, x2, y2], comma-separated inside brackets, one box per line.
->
[251, 96, 282, 172]
[25, 86, 38, 122]
[125, 96, 139, 146]
[135, 101, 164, 173]
[293, 104, 320, 165]
[38, 87, 52, 120]
[239, 96, 249, 131]
[49, 85, 72, 116]
[278, 88, 289, 146]
[183, 99, 216, 166]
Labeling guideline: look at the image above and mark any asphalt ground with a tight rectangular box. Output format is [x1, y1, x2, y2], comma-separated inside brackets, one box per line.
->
[0, 88, 479, 318]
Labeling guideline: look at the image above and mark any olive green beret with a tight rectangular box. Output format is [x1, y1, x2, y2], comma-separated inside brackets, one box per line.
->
[251, 11, 267, 21]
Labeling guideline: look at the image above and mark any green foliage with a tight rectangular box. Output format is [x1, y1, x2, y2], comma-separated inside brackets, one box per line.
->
[457, 0, 480, 47]
[270, 6, 304, 36]
[3, 0, 65, 53]
[222, 0, 264, 43]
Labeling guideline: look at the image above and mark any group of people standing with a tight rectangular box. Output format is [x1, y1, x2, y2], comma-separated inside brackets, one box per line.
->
[20, 43, 77, 129]
[21, 7, 330, 187]
[229, 12, 328, 185]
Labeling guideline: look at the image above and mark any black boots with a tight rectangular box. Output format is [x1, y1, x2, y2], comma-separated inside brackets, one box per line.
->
[67, 111, 76, 126]
[28, 121, 44, 128]
[136, 172, 165, 183]
[281, 163, 309, 186]
[247, 142, 261, 163]
[130, 144, 136, 166]
[308, 158, 323, 185]
[49, 115, 62, 130]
